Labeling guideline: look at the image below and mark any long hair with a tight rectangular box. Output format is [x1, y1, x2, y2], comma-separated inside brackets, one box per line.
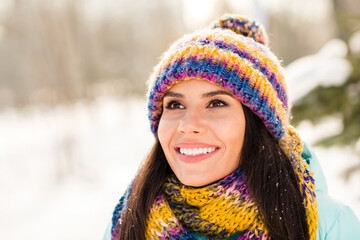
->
[117, 105, 309, 240]
[241, 106, 309, 240]
[117, 138, 171, 240]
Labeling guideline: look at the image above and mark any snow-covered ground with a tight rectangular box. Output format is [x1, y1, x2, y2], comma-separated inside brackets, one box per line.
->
[0, 97, 153, 240]
[0, 96, 359, 240]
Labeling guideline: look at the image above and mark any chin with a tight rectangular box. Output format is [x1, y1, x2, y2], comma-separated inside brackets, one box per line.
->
[181, 180, 206, 187]
[176, 175, 203, 187]
[178, 175, 219, 187]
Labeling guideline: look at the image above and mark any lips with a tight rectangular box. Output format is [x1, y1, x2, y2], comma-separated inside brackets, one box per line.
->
[179, 147, 216, 155]
[174, 142, 220, 163]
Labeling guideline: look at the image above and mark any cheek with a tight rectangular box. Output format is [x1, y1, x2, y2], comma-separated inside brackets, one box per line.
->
[157, 118, 175, 150]
[218, 117, 246, 152]
[157, 119, 167, 146]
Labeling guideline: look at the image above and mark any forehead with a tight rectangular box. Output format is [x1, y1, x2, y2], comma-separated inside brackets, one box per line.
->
[165, 78, 226, 93]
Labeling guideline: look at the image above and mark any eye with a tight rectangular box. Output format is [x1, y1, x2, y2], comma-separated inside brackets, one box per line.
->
[165, 100, 185, 109]
[208, 99, 227, 108]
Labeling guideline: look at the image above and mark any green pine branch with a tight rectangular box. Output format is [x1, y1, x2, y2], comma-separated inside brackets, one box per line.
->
[292, 54, 360, 147]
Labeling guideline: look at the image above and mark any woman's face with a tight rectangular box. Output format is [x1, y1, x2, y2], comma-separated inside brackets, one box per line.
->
[158, 79, 246, 187]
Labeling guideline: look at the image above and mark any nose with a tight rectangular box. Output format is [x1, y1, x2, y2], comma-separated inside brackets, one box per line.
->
[177, 108, 206, 135]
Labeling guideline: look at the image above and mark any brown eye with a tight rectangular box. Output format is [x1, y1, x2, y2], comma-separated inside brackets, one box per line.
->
[208, 100, 227, 108]
[165, 101, 185, 109]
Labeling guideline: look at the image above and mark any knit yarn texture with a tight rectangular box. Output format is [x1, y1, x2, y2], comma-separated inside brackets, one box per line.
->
[112, 15, 318, 239]
[146, 15, 318, 238]
[111, 167, 317, 240]
[146, 169, 268, 239]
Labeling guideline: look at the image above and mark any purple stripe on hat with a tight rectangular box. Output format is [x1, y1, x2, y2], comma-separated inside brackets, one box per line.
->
[197, 37, 288, 109]
[148, 57, 285, 140]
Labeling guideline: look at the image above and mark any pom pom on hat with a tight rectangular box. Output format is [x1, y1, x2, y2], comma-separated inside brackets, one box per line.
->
[211, 14, 269, 46]
[112, 11, 319, 237]
[147, 14, 288, 142]
[145, 15, 318, 239]
[147, 14, 299, 168]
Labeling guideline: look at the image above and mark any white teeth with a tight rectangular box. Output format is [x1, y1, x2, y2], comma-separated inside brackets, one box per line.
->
[179, 147, 216, 156]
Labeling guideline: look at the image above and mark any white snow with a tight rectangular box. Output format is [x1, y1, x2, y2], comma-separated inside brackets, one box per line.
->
[349, 31, 360, 55]
[0, 97, 153, 240]
[0, 96, 359, 240]
[296, 115, 343, 144]
[297, 119, 360, 220]
[285, 39, 353, 102]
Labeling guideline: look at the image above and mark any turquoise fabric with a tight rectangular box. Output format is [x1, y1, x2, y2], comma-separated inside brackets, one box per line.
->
[104, 142, 360, 240]
[303, 142, 360, 240]
[104, 223, 111, 240]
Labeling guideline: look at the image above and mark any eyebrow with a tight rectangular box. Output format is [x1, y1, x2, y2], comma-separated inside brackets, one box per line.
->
[163, 90, 234, 98]
[202, 90, 233, 98]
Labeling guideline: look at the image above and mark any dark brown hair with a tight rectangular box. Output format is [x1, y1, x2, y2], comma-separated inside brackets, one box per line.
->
[117, 105, 309, 240]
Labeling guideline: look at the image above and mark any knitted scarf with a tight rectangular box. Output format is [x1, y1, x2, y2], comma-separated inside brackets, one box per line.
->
[112, 165, 317, 240]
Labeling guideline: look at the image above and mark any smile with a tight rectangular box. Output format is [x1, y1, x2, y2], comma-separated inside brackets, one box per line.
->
[179, 147, 217, 156]
[174, 143, 220, 163]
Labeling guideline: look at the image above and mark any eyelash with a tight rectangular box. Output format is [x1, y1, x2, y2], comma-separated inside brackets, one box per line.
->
[165, 101, 184, 109]
[208, 99, 227, 108]
[164, 99, 228, 109]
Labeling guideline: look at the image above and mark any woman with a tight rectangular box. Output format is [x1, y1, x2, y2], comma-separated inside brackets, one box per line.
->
[105, 15, 360, 240]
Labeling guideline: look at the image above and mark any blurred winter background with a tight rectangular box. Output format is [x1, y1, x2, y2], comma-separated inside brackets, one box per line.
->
[0, 0, 359, 239]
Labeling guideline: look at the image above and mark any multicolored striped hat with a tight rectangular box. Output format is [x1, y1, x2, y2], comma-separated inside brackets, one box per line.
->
[144, 14, 318, 238]
[147, 14, 302, 168]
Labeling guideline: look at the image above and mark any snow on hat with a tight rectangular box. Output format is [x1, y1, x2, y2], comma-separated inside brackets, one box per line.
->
[147, 14, 307, 168]
[146, 14, 317, 237]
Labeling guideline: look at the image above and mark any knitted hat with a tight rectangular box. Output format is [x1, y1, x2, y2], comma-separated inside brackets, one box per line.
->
[147, 14, 305, 167]
[146, 14, 317, 237]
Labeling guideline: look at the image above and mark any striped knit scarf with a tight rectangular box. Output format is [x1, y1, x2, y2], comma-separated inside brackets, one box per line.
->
[112, 165, 317, 240]
[146, 169, 267, 239]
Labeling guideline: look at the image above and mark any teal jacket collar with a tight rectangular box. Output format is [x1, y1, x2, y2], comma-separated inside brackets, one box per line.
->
[302, 141, 328, 193]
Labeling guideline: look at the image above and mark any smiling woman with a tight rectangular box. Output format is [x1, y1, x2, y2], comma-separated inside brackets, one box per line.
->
[158, 79, 246, 187]
[105, 14, 360, 240]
